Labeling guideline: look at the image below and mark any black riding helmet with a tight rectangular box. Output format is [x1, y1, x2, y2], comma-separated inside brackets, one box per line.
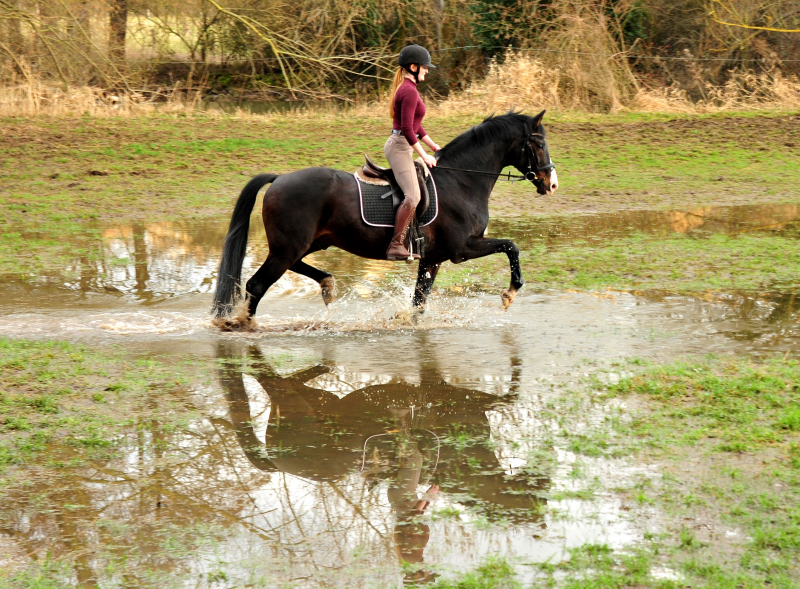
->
[398, 45, 436, 82]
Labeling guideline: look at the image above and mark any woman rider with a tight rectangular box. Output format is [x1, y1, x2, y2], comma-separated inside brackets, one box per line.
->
[384, 44, 441, 261]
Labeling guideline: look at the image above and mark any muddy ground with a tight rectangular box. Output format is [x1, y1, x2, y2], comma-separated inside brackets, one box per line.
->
[2, 110, 798, 220]
[1, 109, 800, 588]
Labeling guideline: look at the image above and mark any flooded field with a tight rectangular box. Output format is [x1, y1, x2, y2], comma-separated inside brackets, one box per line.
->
[2, 204, 800, 587]
[2, 203, 800, 350]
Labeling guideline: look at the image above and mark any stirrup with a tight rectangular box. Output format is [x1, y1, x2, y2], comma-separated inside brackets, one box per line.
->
[407, 240, 420, 262]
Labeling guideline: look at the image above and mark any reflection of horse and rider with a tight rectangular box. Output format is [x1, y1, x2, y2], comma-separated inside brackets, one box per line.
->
[217, 342, 550, 583]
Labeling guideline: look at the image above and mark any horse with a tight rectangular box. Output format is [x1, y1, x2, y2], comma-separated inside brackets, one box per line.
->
[211, 109, 558, 324]
[217, 341, 550, 513]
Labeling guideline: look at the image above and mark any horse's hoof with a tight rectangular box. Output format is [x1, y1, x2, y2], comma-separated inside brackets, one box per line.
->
[212, 316, 258, 332]
[392, 310, 415, 325]
[320, 276, 336, 306]
[501, 288, 517, 309]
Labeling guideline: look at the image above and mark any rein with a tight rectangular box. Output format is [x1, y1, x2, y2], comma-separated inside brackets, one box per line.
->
[433, 132, 555, 188]
[432, 165, 529, 182]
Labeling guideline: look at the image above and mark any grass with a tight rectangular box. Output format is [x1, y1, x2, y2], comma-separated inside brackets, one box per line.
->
[604, 356, 800, 453]
[431, 558, 521, 589]
[581, 355, 800, 587]
[431, 230, 800, 295]
[2, 109, 799, 281]
[0, 338, 191, 473]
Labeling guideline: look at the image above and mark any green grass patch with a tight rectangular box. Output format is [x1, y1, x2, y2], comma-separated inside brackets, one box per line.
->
[434, 231, 800, 294]
[432, 558, 520, 589]
[604, 356, 800, 452]
[2, 110, 799, 282]
[589, 355, 800, 586]
[0, 338, 188, 474]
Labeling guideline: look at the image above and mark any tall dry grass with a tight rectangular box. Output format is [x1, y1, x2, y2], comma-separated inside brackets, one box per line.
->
[439, 51, 800, 114]
[4, 63, 800, 118]
[633, 68, 800, 112]
[0, 81, 362, 118]
[3, 0, 800, 118]
[2, 0, 799, 117]
[0, 83, 205, 117]
[441, 0, 641, 114]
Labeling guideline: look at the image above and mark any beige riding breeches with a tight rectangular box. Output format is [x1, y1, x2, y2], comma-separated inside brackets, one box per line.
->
[383, 133, 420, 207]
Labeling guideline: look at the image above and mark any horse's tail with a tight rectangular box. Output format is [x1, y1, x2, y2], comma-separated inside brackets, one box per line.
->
[212, 173, 279, 317]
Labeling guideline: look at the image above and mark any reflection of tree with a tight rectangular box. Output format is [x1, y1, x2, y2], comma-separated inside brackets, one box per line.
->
[0, 385, 270, 585]
[491, 203, 800, 250]
[761, 292, 800, 325]
[132, 222, 151, 301]
[1, 344, 549, 587]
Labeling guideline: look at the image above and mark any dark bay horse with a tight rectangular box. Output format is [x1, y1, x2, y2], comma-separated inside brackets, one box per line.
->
[212, 110, 558, 323]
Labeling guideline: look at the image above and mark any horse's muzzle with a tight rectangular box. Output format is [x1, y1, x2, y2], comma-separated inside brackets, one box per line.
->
[535, 169, 558, 195]
[546, 169, 559, 194]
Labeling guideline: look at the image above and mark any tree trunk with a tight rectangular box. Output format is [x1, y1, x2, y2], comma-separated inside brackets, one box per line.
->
[109, 0, 128, 62]
[76, 0, 92, 42]
[5, 1, 24, 54]
[433, 0, 444, 51]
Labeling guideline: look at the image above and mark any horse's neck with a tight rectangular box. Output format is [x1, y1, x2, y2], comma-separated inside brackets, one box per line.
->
[439, 137, 517, 204]
[444, 137, 513, 173]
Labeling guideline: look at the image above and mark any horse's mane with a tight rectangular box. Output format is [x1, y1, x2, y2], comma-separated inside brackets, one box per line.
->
[437, 110, 535, 167]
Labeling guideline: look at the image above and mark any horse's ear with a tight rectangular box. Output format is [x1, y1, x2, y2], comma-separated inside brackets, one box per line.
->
[531, 109, 546, 127]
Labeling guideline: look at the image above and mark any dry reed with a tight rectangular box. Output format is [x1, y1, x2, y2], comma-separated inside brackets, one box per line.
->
[3, 57, 800, 118]
[437, 52, 563, 115]
[438, 51, 800, 115]
[0, 79, 230, 117]
[633, 68, 800, 113]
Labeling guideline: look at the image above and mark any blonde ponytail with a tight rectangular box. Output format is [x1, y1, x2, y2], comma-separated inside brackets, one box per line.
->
[388, 68, 406, 119]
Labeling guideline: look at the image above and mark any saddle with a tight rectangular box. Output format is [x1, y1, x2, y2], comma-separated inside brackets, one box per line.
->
[362, 154, 430, 219]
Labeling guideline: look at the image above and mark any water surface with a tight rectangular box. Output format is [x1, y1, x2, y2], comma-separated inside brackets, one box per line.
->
[2, 204, 798, 586]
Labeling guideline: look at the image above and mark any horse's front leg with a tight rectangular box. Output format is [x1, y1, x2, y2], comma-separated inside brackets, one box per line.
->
[413, 261, 442, 308]
[456, 237, 523, 309]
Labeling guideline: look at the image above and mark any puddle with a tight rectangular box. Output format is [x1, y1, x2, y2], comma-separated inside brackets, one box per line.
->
[2, 202, 800, 353]
[505, 203, 800, 245]
[10, 203, 800, 302]
[2, 204, 798, 586]
[1, 341, 665, 587]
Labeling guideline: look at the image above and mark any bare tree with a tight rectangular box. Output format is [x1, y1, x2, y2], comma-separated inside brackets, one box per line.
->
[109, 0, 127, 61]
[4, 0, 24, 54]
[434, 0, 445, 51]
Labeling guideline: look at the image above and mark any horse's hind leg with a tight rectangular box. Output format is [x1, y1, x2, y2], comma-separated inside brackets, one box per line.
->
[244, 253, 296, 319]
[413, 261, 441, 308]
[290, 260, 336, 306]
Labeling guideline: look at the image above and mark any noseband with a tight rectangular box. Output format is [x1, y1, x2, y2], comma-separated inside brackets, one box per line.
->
[523, 132, 556, 189]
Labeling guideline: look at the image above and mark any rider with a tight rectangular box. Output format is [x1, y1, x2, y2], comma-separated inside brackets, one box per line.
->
[384, 44, 441, 261]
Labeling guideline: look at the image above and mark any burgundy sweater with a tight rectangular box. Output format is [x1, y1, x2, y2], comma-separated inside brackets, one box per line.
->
[392, 78, 427, 145]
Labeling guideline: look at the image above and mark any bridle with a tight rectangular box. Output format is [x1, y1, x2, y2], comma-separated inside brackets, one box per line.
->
[433, 131, 556, 190]
[523, 132, 556, 189]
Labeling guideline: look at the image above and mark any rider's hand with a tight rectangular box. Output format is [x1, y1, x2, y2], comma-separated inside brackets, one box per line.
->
[433, 143, 441, 152]
[423, 153, 437, 167]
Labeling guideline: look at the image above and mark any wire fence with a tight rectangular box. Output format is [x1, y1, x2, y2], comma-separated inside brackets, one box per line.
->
[97, 45, 800, 66]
